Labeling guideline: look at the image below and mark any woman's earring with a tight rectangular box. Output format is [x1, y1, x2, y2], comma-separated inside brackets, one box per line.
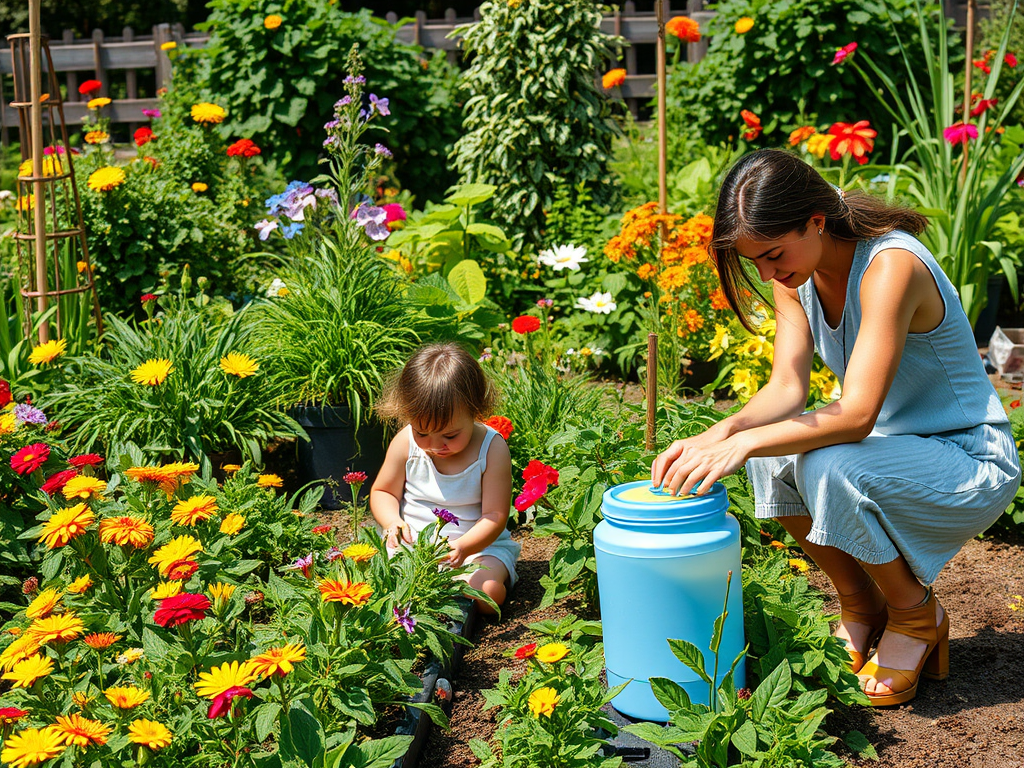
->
[818, 228, 823, 235]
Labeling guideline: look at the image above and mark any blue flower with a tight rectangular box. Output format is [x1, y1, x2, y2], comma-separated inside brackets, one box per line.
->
[369, 93, 390, 117]
[280, 222, 304, 239]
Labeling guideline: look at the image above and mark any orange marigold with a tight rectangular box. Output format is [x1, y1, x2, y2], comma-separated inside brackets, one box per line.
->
[317, 579, 373, 606]
[788, 125, 817, 146]
[658, 266, 690, 293]
[666, 15, 701, 43]
[683, 309, 705, 332]
[710, 288, 730, 310]
[636, 263, 657, 280]
[602, 68, 626, 89]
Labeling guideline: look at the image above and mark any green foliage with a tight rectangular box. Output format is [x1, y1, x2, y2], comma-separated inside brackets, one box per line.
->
[191, 1, 462, 203]
[543, 182, 613, 254]
[666, 0, 934, 150]
[43, 282, 304, 469]
[977, 0, 1024, 127]
[450, 0, 622, 246]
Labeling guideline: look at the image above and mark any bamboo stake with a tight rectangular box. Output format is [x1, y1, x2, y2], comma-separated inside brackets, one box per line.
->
[29, 0, 47, 342]
[960, 0, 976, 187]
[646, 332, 658, 451]
[656, 0, 668, 221]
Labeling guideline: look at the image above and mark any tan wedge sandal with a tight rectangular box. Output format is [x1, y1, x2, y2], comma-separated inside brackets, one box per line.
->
[857, 587, 949, 707]
[838, 579, 889, 674]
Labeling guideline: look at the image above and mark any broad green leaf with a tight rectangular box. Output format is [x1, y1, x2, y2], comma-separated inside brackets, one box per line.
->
[445, 183, 496, 207]
[650, 676, 692, 713]
[447, 260, 487, 305]
[667, 639, 711, 684]
[730, 719, 758, 756]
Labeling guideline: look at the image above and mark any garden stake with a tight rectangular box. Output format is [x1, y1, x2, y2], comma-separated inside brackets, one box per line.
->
[646, 332, 657, 451]
[656, 0, 668, 241]
[960, 0, 977, 186]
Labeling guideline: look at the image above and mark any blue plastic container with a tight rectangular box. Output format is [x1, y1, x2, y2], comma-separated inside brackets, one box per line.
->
[595, 480, 745, 722]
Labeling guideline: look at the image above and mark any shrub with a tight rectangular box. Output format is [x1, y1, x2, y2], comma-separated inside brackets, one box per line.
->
[451, 0, 622, 246]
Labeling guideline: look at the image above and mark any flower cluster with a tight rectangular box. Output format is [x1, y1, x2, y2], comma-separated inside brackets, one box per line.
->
[255, 180, 336, 241]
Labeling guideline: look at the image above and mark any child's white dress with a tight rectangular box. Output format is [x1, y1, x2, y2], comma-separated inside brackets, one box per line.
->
[396, 423, 521, 586]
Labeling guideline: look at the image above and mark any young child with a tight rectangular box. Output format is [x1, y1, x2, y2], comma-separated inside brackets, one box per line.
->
[370, 342, 520, 614]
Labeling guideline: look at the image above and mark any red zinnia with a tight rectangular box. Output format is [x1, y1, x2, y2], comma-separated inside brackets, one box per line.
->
[69, 453, 104, 468]
[970, 97, 998, 117]
[827, 120, 876, 164]
[166, 559, 199, 581]
[511, 315, 541, 334]
[740, 109, 762, 140]
[484, 415, 514, 441]
[78, 79, 102, 96]
[226, 138, 261, 158]
[41, 469, 78, 495]
[0, 707, 29, 723]
[0, 378, 10, 407]
[523, 460, 559, 487]
[1006, 52, 1018, 68]
[153, 592, 211, 627]
[311, 524, 332, 535]
[515, 460, 559, 512]
[514, 643, 537, 659]
[11, 443, 50, 475]
[134, 126, 154, 147]
[207, 686, 253, 719]
[140, 294, 158, 303]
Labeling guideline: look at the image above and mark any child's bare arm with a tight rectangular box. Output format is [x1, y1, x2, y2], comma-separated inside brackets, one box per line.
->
[370, 428, 413, 546]
[448, 437, 512, 564]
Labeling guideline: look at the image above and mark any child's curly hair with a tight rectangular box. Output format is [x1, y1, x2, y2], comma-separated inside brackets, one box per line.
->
[375, 343, 498, 431]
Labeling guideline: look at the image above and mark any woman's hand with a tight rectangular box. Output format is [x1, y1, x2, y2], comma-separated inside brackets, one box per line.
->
[385, 520, 413, 550]
[651, 432, 752, 496]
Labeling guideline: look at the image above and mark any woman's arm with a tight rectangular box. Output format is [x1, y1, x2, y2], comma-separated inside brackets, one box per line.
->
[660, 248, 926, 496]
[447, 436, 512, 566]
[370, 428, 414, 547]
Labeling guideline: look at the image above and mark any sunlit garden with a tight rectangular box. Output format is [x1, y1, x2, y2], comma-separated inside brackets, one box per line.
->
[2, 0, 1024, 766]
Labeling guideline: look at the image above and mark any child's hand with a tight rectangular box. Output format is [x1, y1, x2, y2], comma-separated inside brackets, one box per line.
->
[385, 521, 413, 550]
[446, 542, 467, 568]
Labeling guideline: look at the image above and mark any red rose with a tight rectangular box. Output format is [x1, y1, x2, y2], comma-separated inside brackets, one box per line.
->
[208, 686, 253, 718]
[41, 469, 78, 495]
[134, 126, 154, 147]
[153, 592, 211, 627]
[78, 79, 102, 96]
[11, 443, 50, 475]
[484, 415, 514, 441]
[514, 643, 537, 659]
[166, 559, 199, 581]
[511, 315, 541, 334]
[69, 453, 104, 468]
[0, 378, 10, 408]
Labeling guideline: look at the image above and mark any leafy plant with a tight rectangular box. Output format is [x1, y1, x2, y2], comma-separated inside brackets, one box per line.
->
[451, 0, 622, 246]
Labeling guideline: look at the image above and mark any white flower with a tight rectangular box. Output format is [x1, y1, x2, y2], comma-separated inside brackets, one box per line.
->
[255, 219, 278, 241]
[266, 277, 288, 298]
[0, 190, 13, 201]
[538, 243, 589, 271]
[575, 291, 617, 314]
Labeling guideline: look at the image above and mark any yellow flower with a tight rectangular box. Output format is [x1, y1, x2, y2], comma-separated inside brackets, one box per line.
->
[318, 579, 373, 606]
[0, 726, 67, 767]
[87, 97, 111, 109]
[104, 686, 150, 709]
[130, 358, 172, 385]
[220, 352, 259, 378]
[25, 588, 62, 619]
[535, 643, 569, 663]
[769, 540, 787, 550]
[250, 642, 306, 678]
[171, 495, 218, 526]
[264, 14, 283, 29]
[128, 719, 172, 750]
[160, 41, 177, 51]
[77, 260, 88, 274]
[738, 336, 767, 358]
[220, 513, 246, 535]
[730, 368, 760, 401]
[71, 692, 93, 709]
[116, 648, 145, 665]
[18, 157, 64, 178]
[194, 660, 258, 699]
[53, 713, 112, 747]
[0, 412, 18, 435]
[527, 687, 560, 717]
[84, 130, 109, 145]
[191, 102, 227, 124]
[148, 535, 203, 576]
[67, 575, 93, 594]
[0, 635, 41, 671]
[806, 133, 837, 159]
[257, 473, 283, 488]
[150, 581, 182, 600]
[789, 558, 810, 573]
[28, 338, 66, 365]
[342, 543, 378, 562]
[99, 516, 155, 547]
[87, 166, 126, 192]
[62, 476, 106, 501]
[38, 504, 95, 549]
[2, 654, 54, 687]
[27, 613, 85, 643]
[223, 464, 242, 473]
[191, 182, 208, 193]
[735, 16, 754, 33]
[207, 583, 237, 602]
[16, 194, 34, 212]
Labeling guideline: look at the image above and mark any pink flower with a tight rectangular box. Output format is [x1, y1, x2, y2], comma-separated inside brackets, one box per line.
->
[970, 97, 998, 117]
[514, 461, 560, 512]
[208, 686, 254, 718]
[154, 593, 211, 627]
[943, 122, 978, 144]
[832, 42, 857, 65]
[382, 203, 406, 230]
[41, 469, 78, 495]
[343, 470, 367, 485]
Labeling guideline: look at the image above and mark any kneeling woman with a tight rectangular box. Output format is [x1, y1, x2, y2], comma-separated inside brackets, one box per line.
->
[652, 149, 1020, 706]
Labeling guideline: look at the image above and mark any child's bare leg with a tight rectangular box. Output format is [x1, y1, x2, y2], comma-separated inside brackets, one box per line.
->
[463, 555, 509, 615]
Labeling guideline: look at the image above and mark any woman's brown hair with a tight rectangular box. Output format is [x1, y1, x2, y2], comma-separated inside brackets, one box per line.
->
[712, 149, 928, 331]
[375, 342, 497, 431]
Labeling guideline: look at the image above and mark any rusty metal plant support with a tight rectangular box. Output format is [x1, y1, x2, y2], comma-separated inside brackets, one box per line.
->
[8, 32, 102, 344]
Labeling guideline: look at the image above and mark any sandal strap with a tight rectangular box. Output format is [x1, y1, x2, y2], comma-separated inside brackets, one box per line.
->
[882, 588, 942, 645]
[858, 660, 915, 688]
[839, 580, 888, 628]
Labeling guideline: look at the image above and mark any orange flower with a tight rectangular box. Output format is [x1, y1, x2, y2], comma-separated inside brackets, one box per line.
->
[82, 632, 121, 650]
[788, 125, 816, 146]
[53, 713, 112, 747]
[683, 309, 705, 333]
[99, 516, 155, 548]
[317, 579, 373, 606]
[710, 288, 730, 310]
[637, 263, 657, 280]
[827, 121, 876, 165]
[741, 110, 762, 140]
[602, 68, 626, 89]
[666, 15, 700, 43]
[170, 495, 218, 526]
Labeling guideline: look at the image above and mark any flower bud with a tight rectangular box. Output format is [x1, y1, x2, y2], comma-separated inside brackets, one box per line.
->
[21, 577, 38, 594]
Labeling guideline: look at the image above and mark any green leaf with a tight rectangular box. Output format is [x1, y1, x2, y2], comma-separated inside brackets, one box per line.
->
[345, 735, 414, 768]
[844, 730, 878, 760]
[730, 719, 758, 756]
[749, 660, 792, 721]
[254, 702, 282, 742]
[667, 639, 712, 684]
[447, 259, 487, 305]
[285, 706, 323, 767]
[445, 183, 496, 207]
[650, 676, 692, 713]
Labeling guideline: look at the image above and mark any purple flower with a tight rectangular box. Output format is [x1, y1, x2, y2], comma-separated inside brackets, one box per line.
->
[142, 108, 162, 119]
[323, 136, 338, 148]
[433, 507, 459, 527]
[254, 219, 278, 241]
[537, 298, 553, 308]
[326, 547, 343, 562]
[358, 109, 368, 122]
[315, 188, 339, 206]
[393, 604, 416, 634]
[13, 403, 46, 425]
[374, 143, 392, 158]
[285, 553, 314, 578]
[334, 96, 352, 109]
[369, 93, 390, 117]
[324, 120, 341, 131]
[354, 205, 390, 241]
[343, 74, 366, 86]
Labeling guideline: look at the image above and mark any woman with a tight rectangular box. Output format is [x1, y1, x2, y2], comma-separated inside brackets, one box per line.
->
[652, 149, 1020, 706]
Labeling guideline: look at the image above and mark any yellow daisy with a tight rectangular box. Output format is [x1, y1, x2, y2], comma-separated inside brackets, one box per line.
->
[191, 102, 227, 124]
[53, 713, 112, 747]
[150, 581, 182, 600]
[535, 643, 569, 663]
[99, 516, 155, 548]
[28, 338, 66, 365]
[128, 719, 172, 749]
[219, 513, 246, 535]
[0, 635, 42, 672]
[342, 543, 378, 562]
[207, 583, 237, 602]
[27, 613, 85, 643]
[250, 642, 306, 678]
[87, 97, 112, 109]
[130, 358, 172, 386]
[148, 535, 203, 576]
[104, 686, 150, 709]
[0, 726, 67, 767]
[194, 660, 258, 699]
[87, 166, 125, 192]
[62, 475, 106, 501]
[1, 654, 54, 687]
[38, 504, 95, 549]
[257, 474, 283, 488]
[25, 588, 62, 619]
[220, 352, 259, 378]
[527, 686, 560, 717]
[67, 575, 93, 594]
[170, 495, 218, 526]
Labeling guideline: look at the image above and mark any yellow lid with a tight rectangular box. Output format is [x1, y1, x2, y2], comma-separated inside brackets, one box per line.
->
[616, 484, 694, 504]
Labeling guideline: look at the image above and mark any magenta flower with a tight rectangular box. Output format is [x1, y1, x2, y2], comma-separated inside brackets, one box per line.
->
[286, 553, 315, 578]
[343, 470, 367, 485]
[142, 108, 162, 119]
[943, 122, 978, 144]
[433, 507, 459, 527]
[208, 686, 253, 719]
[832, 42, 858, 65]
[393, 604, 416, 634]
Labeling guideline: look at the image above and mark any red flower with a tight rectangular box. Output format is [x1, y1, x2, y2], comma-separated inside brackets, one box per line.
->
[134, 126, 154, 147]
[226, 138, 261, 158]
[514, 643, 537, 659]
[0, 378, 10, 408]
[832, 41, 858, 65]
[312, 524, 332, 535]
[484, 415, 514, 441]
[0, 707, 29, 723]
[69, 453, 104, 468]
[665, 16, 700, 43]
[511, 315, 541, 334]
[140, 294, 158, 303]
[167, 559, 199, 581]
[208, 686, 254, 719]
[1011, 399, 1021, 409]
[11, 443, 50, 475]
[974, 59, 992, 74]
[740, 109, 762, 140]
[1006, 52, 1018, 68]
[343, 470, 367, 485]
[523, 460, 559, 486]
[970, 97, 998, 117]
[41, 469, 78, 495]
[78, 79, 102, 95]
[515, 461, 559, 512]
[827, 121, 876, 164]
[153, 593, 211, 627]
[382, 203, 406, 230]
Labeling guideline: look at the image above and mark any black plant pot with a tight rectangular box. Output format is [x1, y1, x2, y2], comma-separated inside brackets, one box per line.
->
[290, 403, 387, 510]
[974, 275, 1005, 347]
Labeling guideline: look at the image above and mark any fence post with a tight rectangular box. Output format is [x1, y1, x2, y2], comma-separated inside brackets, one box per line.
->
[62, 30, 78, 99]
[624, 1, 639, 117]
[687, 0, 709, 63]
[445, 8, 458, 65]
[92, 29, 106, 97]
[123, 27, 138, 139]
[413, 10, 426, 47]
[153, 23, 171, 88]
